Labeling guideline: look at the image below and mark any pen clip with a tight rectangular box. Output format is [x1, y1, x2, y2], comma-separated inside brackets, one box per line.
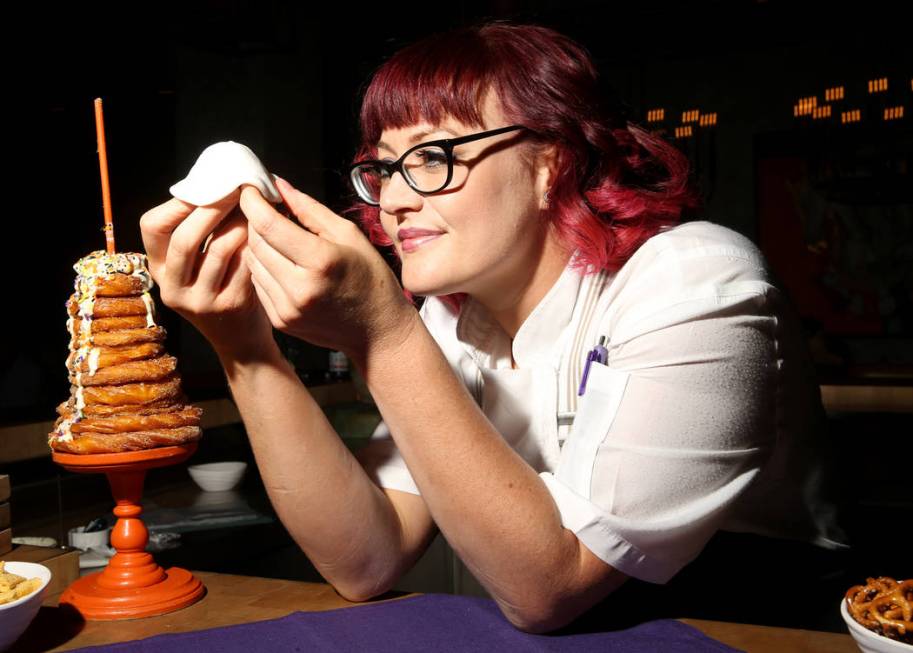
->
[578, 336, 609, 397]
[594, 335, 608, 364]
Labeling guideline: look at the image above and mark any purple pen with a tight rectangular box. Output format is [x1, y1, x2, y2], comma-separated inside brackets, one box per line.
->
[578, 348, 597, 396]
[578, 336, 609, 396]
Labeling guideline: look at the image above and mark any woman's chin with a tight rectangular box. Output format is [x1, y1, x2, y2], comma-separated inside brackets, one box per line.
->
[402, 274, 464, 299]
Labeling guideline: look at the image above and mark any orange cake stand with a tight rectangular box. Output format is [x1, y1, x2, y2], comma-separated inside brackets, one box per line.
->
[52, 444, 206, 620]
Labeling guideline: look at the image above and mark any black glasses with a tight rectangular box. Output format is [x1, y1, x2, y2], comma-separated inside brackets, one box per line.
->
[348, 125, 527, 206]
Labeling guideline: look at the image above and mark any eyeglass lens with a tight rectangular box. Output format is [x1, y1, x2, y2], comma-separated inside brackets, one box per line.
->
[352, 144, 466, 204]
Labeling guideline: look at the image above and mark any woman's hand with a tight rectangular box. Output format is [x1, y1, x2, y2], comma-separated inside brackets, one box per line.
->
[240, 177, 416, 366]
[139, 192, 274, 361]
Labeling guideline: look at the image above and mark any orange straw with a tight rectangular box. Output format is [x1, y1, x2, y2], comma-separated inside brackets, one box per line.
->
[94, 98, 116, 254]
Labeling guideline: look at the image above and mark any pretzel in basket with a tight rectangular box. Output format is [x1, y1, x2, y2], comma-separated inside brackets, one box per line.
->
[845, 576, 913, 644]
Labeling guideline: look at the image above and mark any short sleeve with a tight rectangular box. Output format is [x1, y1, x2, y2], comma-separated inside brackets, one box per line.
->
[355, 419, 421, 495]
[541, 281, 779, 584]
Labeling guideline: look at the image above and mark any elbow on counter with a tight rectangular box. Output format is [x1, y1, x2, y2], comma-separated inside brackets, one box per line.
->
[497, 596, 586, 635]
[328, 573, 399, 605]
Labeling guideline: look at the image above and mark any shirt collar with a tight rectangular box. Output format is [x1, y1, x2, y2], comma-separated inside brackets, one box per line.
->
[456, 255, 585, 369]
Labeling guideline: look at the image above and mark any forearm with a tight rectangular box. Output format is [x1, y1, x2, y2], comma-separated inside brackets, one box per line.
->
[217, 341, 407, 597]
[359, 313, 591, 625]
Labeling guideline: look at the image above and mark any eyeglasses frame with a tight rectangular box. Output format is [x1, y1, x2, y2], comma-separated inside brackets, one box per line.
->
[348, 124, 527, 206]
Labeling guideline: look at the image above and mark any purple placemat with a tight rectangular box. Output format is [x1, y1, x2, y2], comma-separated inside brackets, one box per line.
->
[71, 594, 743, 652]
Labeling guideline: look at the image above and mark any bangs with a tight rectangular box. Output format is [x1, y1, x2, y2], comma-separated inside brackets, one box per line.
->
[359, 31, 502, 145]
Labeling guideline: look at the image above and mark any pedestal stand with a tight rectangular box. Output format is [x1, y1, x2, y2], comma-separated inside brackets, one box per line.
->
[52, 444, 205, 620]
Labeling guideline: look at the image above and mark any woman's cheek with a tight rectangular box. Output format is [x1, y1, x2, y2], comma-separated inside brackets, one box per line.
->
[379, 215, 399, 248]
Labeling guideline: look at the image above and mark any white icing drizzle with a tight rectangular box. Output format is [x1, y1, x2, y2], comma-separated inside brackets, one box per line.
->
[74, 371, 85, 410]
[88, 347, 101, 375]
[142, 292, 156, 327]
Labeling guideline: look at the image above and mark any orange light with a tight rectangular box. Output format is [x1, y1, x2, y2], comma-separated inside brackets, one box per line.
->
[825, 86, 845, 102]
[869, 77, 888, 93]
[795, 96, 818, 116]
[647, 109, 666, 123]
[841, 109, 861, 124]
[674, 125, 694, 138]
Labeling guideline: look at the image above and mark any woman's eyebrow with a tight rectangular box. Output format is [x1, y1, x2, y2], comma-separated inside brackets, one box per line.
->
[377, 129, 456, 153]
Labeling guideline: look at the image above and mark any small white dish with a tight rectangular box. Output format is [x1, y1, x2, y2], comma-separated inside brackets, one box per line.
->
[68, 526, 110, 551]
[187, 461, 248, 492]
[841, 599, 913, 652]
[0, 561, 52, 651]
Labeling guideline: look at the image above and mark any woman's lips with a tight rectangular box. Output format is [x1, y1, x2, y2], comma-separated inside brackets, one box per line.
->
[398, 229, 444, 253]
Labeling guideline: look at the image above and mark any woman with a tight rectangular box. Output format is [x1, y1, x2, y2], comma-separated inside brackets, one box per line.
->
[140, 23, 844, 632]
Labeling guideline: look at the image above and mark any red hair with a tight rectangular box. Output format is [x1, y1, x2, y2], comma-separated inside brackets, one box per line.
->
[346, 22, 700, 311]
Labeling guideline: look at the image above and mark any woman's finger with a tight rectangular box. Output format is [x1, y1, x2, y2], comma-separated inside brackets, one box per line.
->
[244, 249, 284, 326]
[274, 176, 344, 238]
[246, 222, 300, 289]
[244, 243, 296, 322]
[195, 210, 248, 293]
[140, 198, 196, 275]
[240, 185, 326, 265]
[164, 191, 241, 288]
[250, 274, 282, 328]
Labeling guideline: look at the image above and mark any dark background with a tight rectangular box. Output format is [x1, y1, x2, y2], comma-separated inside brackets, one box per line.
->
[3, 0, 911, 422]
[1, 0, 910, 632]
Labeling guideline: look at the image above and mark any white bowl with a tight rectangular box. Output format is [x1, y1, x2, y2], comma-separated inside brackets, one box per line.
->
[68, 526, 111, 551]
[187, 461, 247, 492]
[0, 561, 52, 651]
[841, 599, 913, 652]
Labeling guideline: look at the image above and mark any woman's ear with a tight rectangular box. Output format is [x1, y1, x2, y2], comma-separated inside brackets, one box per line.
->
[535, 143, 560, 210]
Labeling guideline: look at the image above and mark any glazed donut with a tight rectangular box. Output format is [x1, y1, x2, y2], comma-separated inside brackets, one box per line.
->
[58, 398, 185, 418]
[52, 426, 202, 454]
[92, 272, 152, 297]
[71, 355, 177, 387]
[67, 295, 152, 321]
[67, 342, 165, 372]
[68, 406, 202, 434]
[81, 375, 183, 406]
[91, 326, 167, 347]
[71, 315, 150, 333]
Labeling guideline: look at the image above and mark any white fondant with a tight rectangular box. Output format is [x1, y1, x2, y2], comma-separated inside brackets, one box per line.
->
[169, 141, 281, 206]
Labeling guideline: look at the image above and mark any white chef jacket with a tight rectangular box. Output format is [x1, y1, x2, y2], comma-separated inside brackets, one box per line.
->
[357, 220, 845, 591]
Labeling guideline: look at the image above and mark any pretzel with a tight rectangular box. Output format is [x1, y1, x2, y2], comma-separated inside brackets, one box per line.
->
[845, 577, 913, 643]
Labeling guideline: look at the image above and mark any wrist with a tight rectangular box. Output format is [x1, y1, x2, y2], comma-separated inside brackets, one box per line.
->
[354, 304, 423, 381]
[214, 331, 284, 375]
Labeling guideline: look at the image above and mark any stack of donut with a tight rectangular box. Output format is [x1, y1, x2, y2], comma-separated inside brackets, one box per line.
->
[49, 251, 202, 454]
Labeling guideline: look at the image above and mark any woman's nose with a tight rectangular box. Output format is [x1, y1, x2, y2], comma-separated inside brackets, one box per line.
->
[379, 171, 423, 214]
